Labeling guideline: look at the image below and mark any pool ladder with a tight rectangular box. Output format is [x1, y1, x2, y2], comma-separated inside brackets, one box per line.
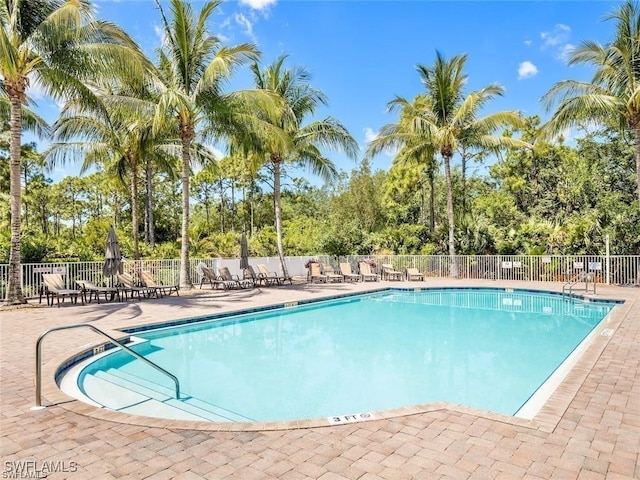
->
[562, 273, 597, 298]
[34, 324, 180, 408]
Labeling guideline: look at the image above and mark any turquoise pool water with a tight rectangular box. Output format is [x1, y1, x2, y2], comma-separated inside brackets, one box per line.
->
[78, 289, 615, 422]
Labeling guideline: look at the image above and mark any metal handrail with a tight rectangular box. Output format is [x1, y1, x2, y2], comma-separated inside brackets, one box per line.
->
[562, 272, 596, 297]
[35, 324, 180, 407]
[562, 274, 582, 297]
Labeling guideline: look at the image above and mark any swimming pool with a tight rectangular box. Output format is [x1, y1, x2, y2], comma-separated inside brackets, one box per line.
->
[66, 288, 617, 423]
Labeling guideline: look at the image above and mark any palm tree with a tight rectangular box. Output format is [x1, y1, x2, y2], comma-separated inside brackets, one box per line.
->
[47, 93, 177, 259]
[368, 52, 526, 276]
[368, 94, 438, 229]
[542, 0, 640, 203]
[1, 0, 147, 304]
[152, 0, 259, 288]
[246, 55, 359, 277]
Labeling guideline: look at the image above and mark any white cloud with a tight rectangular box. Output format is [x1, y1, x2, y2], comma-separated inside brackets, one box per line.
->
[239, 0, 276, 10]
[153, 24, 166, 45]
[517, 61, 538, 80]
[234, 13, 254, 39]
[215, 32, 230, 43]
[541, 23, 571, 48]
[524, 40, 532, 46]
[364, 127, 378, 143]
[559, 43, 576, 62]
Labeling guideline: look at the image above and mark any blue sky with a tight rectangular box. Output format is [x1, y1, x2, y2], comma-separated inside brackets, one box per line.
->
[30, 0, 622, 182]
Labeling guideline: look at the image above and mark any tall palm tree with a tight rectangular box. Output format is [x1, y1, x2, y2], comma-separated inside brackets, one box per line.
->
[542, 0, 640, 203]
[152, 0, 259, 288]
[368, 94, 438, 229]
[246, 55, 359, 277]
[368, 53, 526, 276]
[47, 93, 177, 259]
[1, 0, 148, 304]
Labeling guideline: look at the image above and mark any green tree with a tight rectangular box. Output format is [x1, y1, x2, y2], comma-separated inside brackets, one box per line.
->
[1, 0, 147, 303]
[369, 53, 526, 275]
[152, 0, 259, 287]
[247, 55, 358, 277]
[542, 0, 640, 203]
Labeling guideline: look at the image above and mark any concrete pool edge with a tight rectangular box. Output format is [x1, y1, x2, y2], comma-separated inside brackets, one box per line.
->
[44, 284, 630, 434]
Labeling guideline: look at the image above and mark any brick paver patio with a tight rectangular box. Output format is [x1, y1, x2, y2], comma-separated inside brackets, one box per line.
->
[1, 279, 638, 479]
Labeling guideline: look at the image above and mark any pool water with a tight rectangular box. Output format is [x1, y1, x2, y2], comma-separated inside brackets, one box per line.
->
[77, 289, 615, 422]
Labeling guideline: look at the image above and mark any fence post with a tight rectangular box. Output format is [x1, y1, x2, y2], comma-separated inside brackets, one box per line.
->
[605, 235, 610, 285]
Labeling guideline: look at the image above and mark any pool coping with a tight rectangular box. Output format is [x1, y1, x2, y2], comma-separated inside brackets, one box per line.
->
[42, 285, 631, 434]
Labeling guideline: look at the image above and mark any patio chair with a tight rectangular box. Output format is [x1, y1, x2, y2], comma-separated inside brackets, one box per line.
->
[218, 266, 253, 289]
[359, 262, 380, 282]
[308, 263, 327, 283]
[339, 263, 360, 282]
[405, 268, 424, 281]
[199, 266, 229, 290]
[321, 263, 344, 283]
[76, 280, 120, 304]
[117, 273, 158, 300]
[257, 264, 292, 285]
[243, 265, 272, 287]
[40, 273, 84, 307]
[381, 263, 403, 281]
[140, 271, 180, 297]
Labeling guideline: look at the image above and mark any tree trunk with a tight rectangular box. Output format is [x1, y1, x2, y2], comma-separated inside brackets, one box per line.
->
[23, 167, 29, 229]
[219, 178, 225, 233]
[428, 168, 435, 231]
[230, 182, 235, 232]
[179, 133, 192, 288]
[130, 160, 140, 260]
[461, 153, 467, 215]
[144, 157, 155, 247]
[272, 156, 289, 278]
[634, 126, 640, 204]
[6, 91, 26, 304]
[443, 155, 458, 277]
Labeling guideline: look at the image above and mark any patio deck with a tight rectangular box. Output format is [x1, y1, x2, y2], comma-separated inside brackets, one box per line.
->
[1, 279, 638, 479]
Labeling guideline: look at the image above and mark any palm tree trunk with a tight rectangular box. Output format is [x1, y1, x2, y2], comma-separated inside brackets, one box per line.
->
[428, 169, 435, 231]
[130, 161, 140, 260]
[144, 157, 155, 247]
[219, 178, 225, 233]
[6, 92, 26, 304]
[443, 155, 458, 277]
[461, 154, 467, 214]
[179, 134, 192, 288]
[634, 126, 640, 204]
[272, 156, 289, 278]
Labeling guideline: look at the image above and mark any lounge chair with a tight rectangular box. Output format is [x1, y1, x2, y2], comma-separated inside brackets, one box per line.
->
[40, 274, 84, 307]
[308, 263, 327, 283]
[321, 263, 344, 283]
[359, 262, 380, 282]
[140, 271, 180, 297]
[199, 266, 228, 290]
[339, 263, 360, 282]
[406, 268, 424, 281]
[218, 266, 253, 289]
[381, 263, 403, 281]
[257, 264, 292, 285]
[117, 273, 158, 300]
[243, 265, 272, 286]
[76, 280, 120, 303]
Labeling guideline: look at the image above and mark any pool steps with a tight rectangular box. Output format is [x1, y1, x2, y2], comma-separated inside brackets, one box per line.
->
[82, 369, 251, 422]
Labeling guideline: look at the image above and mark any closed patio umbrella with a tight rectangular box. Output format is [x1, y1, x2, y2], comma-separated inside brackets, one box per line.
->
[240, 232, 249, 270]
[103, 226, 123, 280]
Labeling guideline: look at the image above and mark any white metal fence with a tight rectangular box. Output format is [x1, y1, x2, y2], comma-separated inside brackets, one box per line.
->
[1, 255, 639, 299]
